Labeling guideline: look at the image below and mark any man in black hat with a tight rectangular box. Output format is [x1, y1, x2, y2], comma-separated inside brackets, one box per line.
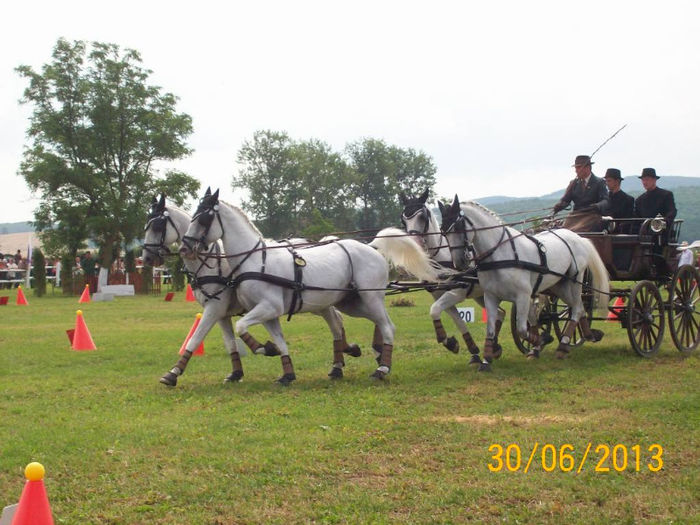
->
[634, 167, 676, 229]
[552, 154, 609, 231]
[602, 168, 634, 233]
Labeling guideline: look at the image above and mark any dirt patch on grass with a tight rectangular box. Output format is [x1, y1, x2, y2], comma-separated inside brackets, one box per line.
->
[430, 413, 590, 426]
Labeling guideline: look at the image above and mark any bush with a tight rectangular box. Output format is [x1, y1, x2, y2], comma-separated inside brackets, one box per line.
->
[390, 297, 415, 307]
[166, 255, 186, 291]
[32, 248, 47, 297]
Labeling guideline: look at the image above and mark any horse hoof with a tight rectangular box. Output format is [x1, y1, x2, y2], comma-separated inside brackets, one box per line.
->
[160, 372, 178, 387]
[526, 350, 540, 359]
[555, 347, 570, 359]
[468, 354, 481, 365]
[263, 342, 281, 356]
[478, 362, 492, 372]
[492, 344, 503, 360]
[444, 336, 459, 354]
[328, 367, 343, 379]
[343, 344, 362, 358]
[541, 332, 555, 347]
[587, 329, 604, 342]
[276, 373, 296, 386]
[370, 365, 390, 380]
[224, 370, 244, 383]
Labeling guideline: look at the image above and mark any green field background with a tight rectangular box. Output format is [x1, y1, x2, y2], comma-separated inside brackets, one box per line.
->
[1, 291, 698, 524]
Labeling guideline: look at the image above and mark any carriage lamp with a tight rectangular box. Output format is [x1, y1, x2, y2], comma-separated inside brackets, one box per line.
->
[650, 215, 666, 234]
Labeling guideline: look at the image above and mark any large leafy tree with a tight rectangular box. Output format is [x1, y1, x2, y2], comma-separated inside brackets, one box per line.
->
[17, 38, 199, 265]
[233, 130, 297, 237]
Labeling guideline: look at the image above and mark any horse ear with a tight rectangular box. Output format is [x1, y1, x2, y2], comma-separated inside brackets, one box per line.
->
[212, 189, 220, 201]
[452, 194, 460, 209]
[399, 192, 407, 205]
[204, 186, 211, 197]
[438, 200, 445, 214]
[151, 196, 158, 205]
[157, 193, 166, 209]
[419, 188, 429, 203]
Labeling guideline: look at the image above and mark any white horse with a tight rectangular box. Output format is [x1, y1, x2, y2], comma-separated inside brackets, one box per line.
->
[400, 190, 505, 365]
[439, 196, 609, 369]
[142, 194, 245, 386]
[179, 188, 440, 383]
[143, 194, 362, 386]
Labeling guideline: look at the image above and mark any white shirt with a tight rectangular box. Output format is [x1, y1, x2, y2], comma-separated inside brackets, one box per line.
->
[678, 249, 694, 267]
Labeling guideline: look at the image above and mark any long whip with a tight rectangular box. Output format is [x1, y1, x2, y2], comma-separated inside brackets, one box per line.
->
[589, 124, 627, 159]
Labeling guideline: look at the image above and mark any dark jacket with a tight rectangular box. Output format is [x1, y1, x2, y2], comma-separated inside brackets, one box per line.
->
[554, 174, 609, 213]
[634, 187, 677, 224]
[608, 189, 635, 233]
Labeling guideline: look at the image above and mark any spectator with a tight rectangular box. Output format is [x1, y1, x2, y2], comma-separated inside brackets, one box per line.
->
[15, 249, 22, 264]
[677, 242, 693, 268]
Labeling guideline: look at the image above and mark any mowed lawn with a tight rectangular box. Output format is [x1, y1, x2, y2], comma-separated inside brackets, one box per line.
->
[0, 290, 698, 524]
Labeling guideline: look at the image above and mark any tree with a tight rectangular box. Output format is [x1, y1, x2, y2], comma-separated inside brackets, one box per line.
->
[233, 130, 297, 237]
[16, 38, 199, 269]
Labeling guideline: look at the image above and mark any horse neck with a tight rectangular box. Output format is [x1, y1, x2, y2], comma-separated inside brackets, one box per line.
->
[463, 205, 507, 256]
[218, 204, 263, 267]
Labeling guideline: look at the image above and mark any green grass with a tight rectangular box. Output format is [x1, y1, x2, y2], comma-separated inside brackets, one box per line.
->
[0, 291, 698, 524]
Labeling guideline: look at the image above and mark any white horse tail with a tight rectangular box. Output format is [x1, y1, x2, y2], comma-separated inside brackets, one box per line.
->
[369, 227, 442, 282]
[581, 237, 610, 312]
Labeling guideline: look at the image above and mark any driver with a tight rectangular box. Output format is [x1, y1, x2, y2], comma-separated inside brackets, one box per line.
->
[552, 155, 609, 232]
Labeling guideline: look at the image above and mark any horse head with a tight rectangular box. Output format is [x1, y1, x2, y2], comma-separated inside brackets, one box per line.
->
[400, 189, 431, 249]
[142, 193, 182, 266]
[439, 194, 473, 270]
[180, 187, 222, 259]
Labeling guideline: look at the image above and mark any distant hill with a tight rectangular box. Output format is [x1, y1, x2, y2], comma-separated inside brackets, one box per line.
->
[0, 222, 33, 235]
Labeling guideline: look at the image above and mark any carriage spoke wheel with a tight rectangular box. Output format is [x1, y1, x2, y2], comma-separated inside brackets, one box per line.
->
[668, 265, 700, 354]
[511, 296, 553, 355]
[627, 280, 665, 357]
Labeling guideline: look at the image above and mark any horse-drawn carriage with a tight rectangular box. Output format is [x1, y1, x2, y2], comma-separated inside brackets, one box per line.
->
[512, 217, 699, 357]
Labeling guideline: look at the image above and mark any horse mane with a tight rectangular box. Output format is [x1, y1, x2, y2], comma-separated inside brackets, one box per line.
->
[464, 201, 504, 225]
[218, 200, 264, 237]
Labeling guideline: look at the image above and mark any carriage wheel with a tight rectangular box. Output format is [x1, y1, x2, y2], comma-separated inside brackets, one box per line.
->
[627, 280, 665, 357]
[668, 265, 700, 354]
[511, 296, 553, 355]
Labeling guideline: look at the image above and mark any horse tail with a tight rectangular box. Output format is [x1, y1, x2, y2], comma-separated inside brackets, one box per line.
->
[369, 227, 442, 282]
[580, 237, 610, 313]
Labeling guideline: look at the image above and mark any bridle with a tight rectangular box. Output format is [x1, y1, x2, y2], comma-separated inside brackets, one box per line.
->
[143, 209, 182, 260]
[401, 204, 445, 258]
[181, 199, 224, 253]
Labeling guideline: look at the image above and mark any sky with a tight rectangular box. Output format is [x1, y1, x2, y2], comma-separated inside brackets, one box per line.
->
[1, 0, 699, 224]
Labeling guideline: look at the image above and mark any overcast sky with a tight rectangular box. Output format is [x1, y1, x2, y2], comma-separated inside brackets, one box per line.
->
[1, 0, 698, 224]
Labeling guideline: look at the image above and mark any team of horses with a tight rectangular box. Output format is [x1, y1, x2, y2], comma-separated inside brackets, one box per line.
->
[143, 188, 610, 385]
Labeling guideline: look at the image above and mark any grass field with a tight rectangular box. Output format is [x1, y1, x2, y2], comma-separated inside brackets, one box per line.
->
[1, 291, 698, 524]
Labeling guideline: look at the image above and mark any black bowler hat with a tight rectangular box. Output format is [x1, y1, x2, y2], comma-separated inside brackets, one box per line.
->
[639, 167, 660, 179]
[604, 168, 623, 180]
[572, 155, 594, 167]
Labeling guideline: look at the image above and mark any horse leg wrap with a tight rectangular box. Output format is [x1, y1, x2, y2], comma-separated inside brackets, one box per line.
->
[379, 343, 393, 369]
[528, 326, 541, 346]
[579, 317, 604, 342]
[462, 332, 480, 359]
[277, 355, 296, 385]
[175, 351, 193, 374]
[160, 350, 192, 386]
[224, 352, 244, 383]
[240, 332, 261, 352]
[483, 338, 495, 362]
[556, 320, 578, 357]
[372, 325, 383, 364]
[433, 319, 447, 342]
[333, 339, 346, 368]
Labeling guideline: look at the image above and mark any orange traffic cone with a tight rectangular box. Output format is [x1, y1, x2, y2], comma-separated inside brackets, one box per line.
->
[11, 462, 54, 525]
[16, 286, 28, 306]
[185, 283, 196, 302]
[482, 308, 488, 323]
[179, 313, 205, 356]
[78, 284, 91, 303]
[607, 297, 625, 321]
[71, 310, 97, 351]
